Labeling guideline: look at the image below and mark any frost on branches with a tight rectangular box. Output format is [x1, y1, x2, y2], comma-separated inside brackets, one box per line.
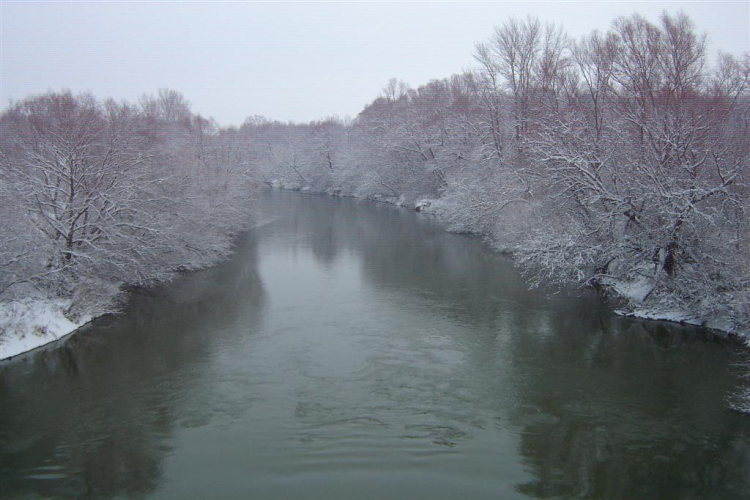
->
[0, 90, 257, 358]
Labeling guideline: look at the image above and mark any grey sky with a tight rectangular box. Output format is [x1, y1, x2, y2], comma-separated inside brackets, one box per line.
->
[1, 1, 748, 126]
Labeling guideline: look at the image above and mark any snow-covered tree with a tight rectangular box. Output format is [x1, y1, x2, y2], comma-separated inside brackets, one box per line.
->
[0, 90, 257, 318]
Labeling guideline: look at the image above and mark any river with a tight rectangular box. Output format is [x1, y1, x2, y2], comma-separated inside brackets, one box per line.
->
[1, 189, 749, 499]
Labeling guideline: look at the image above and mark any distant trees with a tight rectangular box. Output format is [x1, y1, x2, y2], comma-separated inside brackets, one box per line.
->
[139, 88, 192, 124]
[0, 89, 257, 317]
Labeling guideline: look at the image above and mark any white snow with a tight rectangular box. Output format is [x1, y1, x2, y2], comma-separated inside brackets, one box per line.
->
[616, 307, 701, 325]
[610, 277, 654, 303]
[0, 299, 90, 360]
[615, 307, 737, 336]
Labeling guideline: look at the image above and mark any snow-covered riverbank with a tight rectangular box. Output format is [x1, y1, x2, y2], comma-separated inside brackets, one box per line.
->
[0, 217, 283, 362]
[281, 186, 749, 343]
[0, 90, 260, 362]
[0, 299, 90, 360]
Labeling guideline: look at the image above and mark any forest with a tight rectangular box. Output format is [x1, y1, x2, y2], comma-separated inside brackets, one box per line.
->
[0, 89, 257, 327]
[1, 11, 749, 345]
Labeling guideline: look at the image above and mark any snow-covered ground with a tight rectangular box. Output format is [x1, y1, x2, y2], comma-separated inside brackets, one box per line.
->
[600, 275, 742, 340]
[0, 299, 90, 360]
[615, 308, 737, 336]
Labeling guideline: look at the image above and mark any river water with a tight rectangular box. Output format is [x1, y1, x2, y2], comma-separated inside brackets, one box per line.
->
[1, 189, 749, 499]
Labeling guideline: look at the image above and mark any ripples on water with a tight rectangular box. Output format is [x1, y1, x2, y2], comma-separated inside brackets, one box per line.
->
[1, 190, 749, 499]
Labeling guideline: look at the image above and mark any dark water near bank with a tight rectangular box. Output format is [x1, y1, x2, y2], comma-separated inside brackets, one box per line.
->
[1, 190, 749, 499]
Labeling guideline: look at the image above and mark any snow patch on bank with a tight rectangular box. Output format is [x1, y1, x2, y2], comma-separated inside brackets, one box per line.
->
[616, 307, 700, 325]
[609, 277, 653, 303]
[0, 300, 90, 360]
[615, 307, 738, 338]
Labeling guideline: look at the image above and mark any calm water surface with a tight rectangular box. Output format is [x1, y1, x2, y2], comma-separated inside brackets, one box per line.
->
[2, 190, 749, 499]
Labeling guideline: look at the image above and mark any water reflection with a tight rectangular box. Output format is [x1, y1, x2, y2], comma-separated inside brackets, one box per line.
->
[508, 317, 750, 500]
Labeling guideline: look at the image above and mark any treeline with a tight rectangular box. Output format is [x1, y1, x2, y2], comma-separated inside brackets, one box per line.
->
[2, 12, 748, 334]
[246, 12, 750, 334]
[0, 89, 257, 318]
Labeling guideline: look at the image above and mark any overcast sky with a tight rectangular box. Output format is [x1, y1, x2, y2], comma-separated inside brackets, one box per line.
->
[1, 1, 748, 126]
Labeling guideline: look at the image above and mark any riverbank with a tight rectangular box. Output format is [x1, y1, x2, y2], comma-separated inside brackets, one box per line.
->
[277, 184, 748, 344]
[0, 216, 279, 362]
[0, 299, 90, 360]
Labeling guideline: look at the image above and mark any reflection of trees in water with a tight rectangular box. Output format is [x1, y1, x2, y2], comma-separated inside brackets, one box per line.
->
[504, 310, 750, 500]
[262, 190, 539, 315]
[0, 238, 265, 499]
